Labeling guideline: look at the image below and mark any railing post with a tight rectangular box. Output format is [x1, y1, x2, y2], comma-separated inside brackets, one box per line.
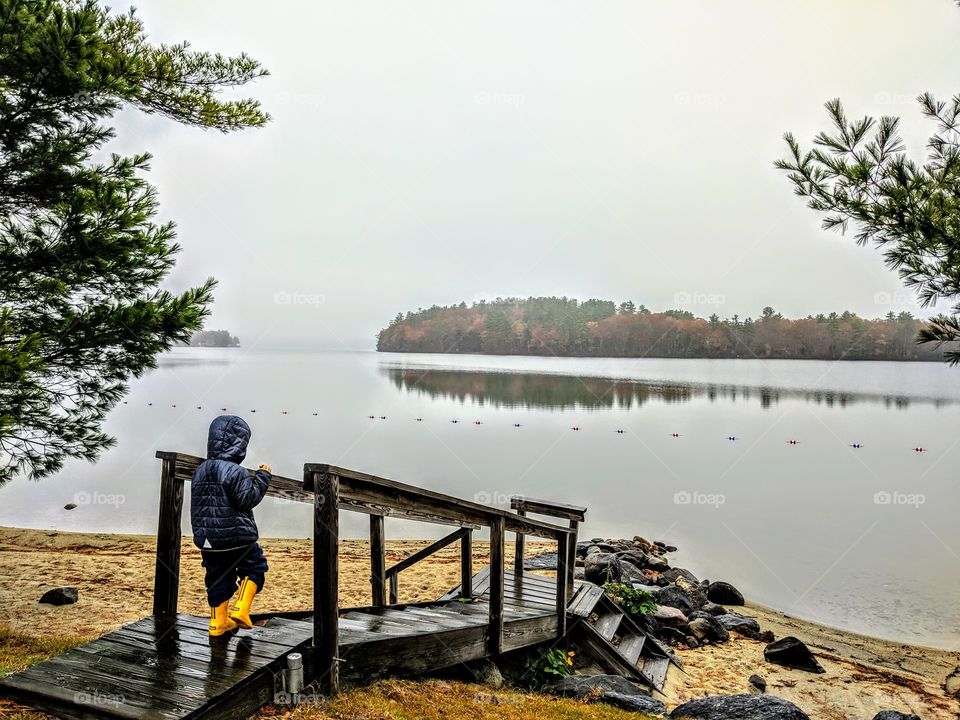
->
[513, 508, 526, 576]
[389, 574, 399, 605]
[460, 529, 473, 599]
[566, 519, 579, 601]
[310, 469, 339, 696]
[489, 516, 505, 655]
[555, 531, 569, 637]
[153, 457, 184, 617]
[370, 515, 386, 606]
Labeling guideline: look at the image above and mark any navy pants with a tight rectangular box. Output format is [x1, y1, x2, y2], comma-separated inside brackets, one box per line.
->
[201, 543, 268, 607]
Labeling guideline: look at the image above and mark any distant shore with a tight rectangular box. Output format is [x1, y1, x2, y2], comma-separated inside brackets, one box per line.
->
[0, 526, 956, 718]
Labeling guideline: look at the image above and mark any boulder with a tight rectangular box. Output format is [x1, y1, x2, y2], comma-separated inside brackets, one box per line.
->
[654, 605, 689, 623]
[706, 581, 745, 606]
[466, 659, 503, 689]
[688, 613, 730, 643]
[716, 613, 761, 637]
[523, 552, 558, 571]
[945, 665, 960, 697]
[620, 559, 648, 583]
[660, 626, 690, 645]
[872, 713, 920, 720]
[701, 602, 727, 616]
[748, 675, 766, 693]
[663, 568, 700, 586]
[584, 552, 624, 585]
[39, 587, 78, 606]
[763, 637, 825, 674]
[548, 674, 665, 716]
[654, 585, 694, 615]
[670, 693, 810, 720]
[645, 554, 671, 572]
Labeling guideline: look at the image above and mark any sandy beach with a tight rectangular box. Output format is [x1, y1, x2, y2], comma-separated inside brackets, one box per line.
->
[0, 526, 957, 719]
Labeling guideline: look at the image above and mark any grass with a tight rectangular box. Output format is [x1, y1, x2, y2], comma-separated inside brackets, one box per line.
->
[0, 627, 658, 720]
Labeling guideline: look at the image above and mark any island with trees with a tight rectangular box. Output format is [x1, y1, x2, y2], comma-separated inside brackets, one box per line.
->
[188, 330, 240, 347]
[376, 297, 943, 361]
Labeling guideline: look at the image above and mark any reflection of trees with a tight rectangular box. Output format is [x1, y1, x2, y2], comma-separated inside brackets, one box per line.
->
[383, 368, 940, 411]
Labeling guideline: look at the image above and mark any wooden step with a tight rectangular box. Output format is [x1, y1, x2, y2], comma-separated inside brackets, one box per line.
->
[617, 633, 646, 666]
[592, 611, 623, 641]
[640, 656, 671, 689]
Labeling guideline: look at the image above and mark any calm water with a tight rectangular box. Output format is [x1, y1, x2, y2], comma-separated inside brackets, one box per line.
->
[2, 349, 959, 649]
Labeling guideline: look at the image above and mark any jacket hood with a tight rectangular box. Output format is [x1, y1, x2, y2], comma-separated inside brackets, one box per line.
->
[206, 415, 251, 463]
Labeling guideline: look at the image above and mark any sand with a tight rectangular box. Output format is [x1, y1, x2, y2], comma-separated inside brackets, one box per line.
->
[1, 526, 957, 719]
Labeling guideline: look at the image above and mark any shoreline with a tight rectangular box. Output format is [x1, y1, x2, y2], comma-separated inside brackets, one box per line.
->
[0, 526, 957, 719]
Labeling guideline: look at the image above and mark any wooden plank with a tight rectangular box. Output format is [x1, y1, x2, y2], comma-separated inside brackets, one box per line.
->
[619, 634, 646, 666]
[385, 528, 467, 577]
[556, 531, 570, 636]
[311, 469, 339, 696]
[154, 457, 184, 617]
[510, 496, 587, 522]
[370, 515, 386, 607]
[640, 656, 671, 691]
[488, 517, 505, 655]
[460, 530, 473, 599]
[593, 611, 623, 641]
[513, 508, 526, 576]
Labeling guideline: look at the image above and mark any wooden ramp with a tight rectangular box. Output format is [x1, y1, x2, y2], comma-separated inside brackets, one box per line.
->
[0, 566, 565, 719]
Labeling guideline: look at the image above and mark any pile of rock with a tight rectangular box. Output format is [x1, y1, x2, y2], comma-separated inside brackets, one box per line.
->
[572, 536, 765, 650]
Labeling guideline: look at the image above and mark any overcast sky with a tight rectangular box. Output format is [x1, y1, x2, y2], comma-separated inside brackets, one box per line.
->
[112, 0, 960, 349]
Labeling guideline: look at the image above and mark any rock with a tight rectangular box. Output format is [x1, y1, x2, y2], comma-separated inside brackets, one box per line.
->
[523, 552, 558, 571]
[654, 605, 689, 623]
[663, 568, 700, 585]
[670, 693, 810, 720]
[748, 675, 766, 693]
[701, 602, 727, 616]
[573, 566, 585, 580]
[660, 626, 690, 645]
[467, 659, 503, 689]
[763, 636, 825, 674]
[620, 559, 648, 583]
[654, 585, 694, 615]
[757, 630, 775, 643]
[645, 554, 671, 572]
[663, 544, 678, 552]
[688, 614, 730, 644]
[548, 674, 665, 716]
[584, 552, 624, 585]
[716, 613, 761, 637]
[39, 587, 78, 606]
[685, 636, 699, 648]
[945, 665, 960, 697]
[706, 581, 745, 606]
[63, 503, 77, 510]
[871, 713, 920, 720]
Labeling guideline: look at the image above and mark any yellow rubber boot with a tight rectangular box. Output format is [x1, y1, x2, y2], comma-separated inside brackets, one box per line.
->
[209, 601, 238, 636]
[228, 577, 259, 629]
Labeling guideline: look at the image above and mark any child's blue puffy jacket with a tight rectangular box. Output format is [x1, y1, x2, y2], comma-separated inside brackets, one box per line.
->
[190, 415, 271, 550]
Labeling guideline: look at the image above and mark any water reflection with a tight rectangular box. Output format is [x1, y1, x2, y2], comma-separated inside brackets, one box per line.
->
[383, 367, 944, 411]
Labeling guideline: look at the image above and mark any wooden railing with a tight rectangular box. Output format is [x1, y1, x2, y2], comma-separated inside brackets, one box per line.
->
[151, 452, 576, 698]
[511, 495, 586, 601]
[303, 464, 575, 696]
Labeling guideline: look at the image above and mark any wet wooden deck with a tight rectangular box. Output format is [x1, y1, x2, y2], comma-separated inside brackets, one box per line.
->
[0, 567, 565, 720]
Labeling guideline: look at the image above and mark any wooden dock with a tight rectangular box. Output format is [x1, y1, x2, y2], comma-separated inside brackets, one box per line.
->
[0, 453, 673, 719]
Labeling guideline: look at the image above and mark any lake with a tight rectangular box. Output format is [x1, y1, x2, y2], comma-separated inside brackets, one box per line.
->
[2, 348, 958, 649]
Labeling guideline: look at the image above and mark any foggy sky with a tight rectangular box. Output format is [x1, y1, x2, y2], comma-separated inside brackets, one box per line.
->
[112, 0, 960, 349]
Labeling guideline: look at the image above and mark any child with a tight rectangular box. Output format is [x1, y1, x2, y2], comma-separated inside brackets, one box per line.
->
[191, 415, 272, 636]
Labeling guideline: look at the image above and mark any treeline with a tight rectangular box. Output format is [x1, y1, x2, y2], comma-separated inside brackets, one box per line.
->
[376, 297, 943, 361]
[188, 329, 239, 347]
